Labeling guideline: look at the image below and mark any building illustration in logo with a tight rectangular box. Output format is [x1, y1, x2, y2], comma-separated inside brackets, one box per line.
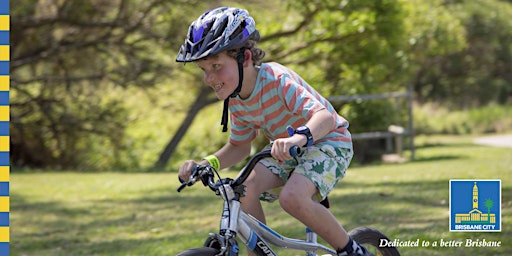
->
[454, 182, 496, 224]
[450, 180, 500, 232]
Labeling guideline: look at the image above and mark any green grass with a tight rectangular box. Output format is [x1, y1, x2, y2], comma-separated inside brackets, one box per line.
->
[11, 135, 512, 256]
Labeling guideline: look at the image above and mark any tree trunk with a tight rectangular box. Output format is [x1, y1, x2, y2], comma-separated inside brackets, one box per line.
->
[152, 87, 217, 170]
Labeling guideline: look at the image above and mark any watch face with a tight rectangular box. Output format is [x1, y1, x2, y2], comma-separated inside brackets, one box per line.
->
[295, 126, 313, 147]
[296, 126, 308, 133]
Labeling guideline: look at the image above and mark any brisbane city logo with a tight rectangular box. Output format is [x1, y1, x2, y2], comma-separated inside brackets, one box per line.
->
[450, 180, 501, 232]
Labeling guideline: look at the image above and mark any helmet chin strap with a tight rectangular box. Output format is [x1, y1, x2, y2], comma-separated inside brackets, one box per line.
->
[221, 48, 246, 132]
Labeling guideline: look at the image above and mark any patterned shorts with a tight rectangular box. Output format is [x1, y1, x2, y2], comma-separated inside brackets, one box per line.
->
[258, 144, 353, 202]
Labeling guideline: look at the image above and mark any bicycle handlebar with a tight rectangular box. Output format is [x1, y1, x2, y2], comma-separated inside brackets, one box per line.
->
[177, 145, 301, 192]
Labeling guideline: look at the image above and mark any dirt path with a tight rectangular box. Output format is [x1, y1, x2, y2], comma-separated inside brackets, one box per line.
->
[473, 134, 512, 148]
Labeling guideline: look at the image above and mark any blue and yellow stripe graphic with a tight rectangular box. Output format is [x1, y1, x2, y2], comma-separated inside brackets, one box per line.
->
[0, 0, 9, 255]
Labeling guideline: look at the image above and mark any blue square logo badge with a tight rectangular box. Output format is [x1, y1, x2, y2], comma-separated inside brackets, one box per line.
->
[450, 180, 501, 232]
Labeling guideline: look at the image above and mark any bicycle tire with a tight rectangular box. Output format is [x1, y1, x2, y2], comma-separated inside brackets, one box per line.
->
[176, 247, 221, 256]
[349, 226, 400, 256]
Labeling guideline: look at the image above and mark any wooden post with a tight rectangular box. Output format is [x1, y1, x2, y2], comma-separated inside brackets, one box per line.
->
[407, 83, 415, 161]
[388, 125, 405, 156]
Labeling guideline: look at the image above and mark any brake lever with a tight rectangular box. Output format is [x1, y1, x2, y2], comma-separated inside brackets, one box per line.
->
[177, 177, 197, 192]
[177, 183, 187, 192]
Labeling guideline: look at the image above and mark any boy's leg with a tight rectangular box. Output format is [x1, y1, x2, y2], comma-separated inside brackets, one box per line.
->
[240, 163, 284, 255]
[279, 173, 350, 249]
[280, 173, 371, 255]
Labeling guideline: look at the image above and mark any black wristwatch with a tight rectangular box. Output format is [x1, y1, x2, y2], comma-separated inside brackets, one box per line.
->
[295, 126, 313, 147]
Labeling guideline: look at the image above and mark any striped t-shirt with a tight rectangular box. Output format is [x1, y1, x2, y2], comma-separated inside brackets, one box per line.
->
[229, 62, 352, 149]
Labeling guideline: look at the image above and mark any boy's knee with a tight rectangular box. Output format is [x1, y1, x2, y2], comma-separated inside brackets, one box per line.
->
[279, 188, 304, 214]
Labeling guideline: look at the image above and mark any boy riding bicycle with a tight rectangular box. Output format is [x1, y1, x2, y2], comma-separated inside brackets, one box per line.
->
[177, 7, 371, 256]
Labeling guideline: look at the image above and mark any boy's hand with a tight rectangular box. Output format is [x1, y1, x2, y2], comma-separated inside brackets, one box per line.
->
[271, 134, 306, 162]
[178, 160, 199, 182]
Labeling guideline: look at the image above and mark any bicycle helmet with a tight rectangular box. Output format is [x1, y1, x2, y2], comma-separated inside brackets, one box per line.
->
[176, 7, 259, 62]
[176, 7, 260, 132]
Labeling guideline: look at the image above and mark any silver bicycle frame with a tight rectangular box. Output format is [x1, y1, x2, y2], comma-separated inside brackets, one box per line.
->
[218, 184, 337, 256]
[238, 211, 336, 255]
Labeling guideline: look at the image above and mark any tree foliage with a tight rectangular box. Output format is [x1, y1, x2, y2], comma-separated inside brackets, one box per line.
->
[11, 0, 198, 169]
[412, 0, 512, 107]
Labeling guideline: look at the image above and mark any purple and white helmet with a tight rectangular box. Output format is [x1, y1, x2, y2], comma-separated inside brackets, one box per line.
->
[176, 7, 260, 62]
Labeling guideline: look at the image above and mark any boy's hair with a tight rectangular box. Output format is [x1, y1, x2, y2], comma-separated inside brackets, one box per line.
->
[227, 39, 266, 66]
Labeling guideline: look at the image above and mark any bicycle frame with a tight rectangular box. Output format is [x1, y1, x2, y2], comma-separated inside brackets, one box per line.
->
[226, 191, 336, 256]
[179, 147, 336, 256]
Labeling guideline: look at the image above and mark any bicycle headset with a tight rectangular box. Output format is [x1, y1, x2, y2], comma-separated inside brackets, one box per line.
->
[176, 7, 261, 132]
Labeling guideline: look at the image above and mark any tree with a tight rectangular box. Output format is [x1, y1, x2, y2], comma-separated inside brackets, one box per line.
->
[484, 198, 494, 222]
[411, 0, 512, 108]
[10, 0, 194, 169]
[152, 85, 217, 169]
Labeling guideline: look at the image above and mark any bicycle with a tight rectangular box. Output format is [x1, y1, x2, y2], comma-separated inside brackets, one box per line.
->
[176, 146, 400, 256]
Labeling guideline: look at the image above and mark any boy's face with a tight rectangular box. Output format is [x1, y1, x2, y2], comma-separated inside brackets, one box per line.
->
[196, 52, 239, 100]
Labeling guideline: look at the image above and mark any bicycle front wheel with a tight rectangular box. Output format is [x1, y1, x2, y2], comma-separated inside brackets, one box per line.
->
[349, 226, 400, 256]
[176, 247, 221, 256]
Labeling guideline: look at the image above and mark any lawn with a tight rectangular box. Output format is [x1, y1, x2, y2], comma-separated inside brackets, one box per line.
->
[10, 135, 512, 256]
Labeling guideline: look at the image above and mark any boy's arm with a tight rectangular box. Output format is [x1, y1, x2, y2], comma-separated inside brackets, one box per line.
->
[200, 141, 252, 170]
[303, 108, 335, 143]
[272, 108, 335, 161]
[179, 142, 251, 182]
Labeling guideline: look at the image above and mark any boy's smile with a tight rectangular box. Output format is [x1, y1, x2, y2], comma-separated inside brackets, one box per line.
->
[197, 52, 239, 100]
